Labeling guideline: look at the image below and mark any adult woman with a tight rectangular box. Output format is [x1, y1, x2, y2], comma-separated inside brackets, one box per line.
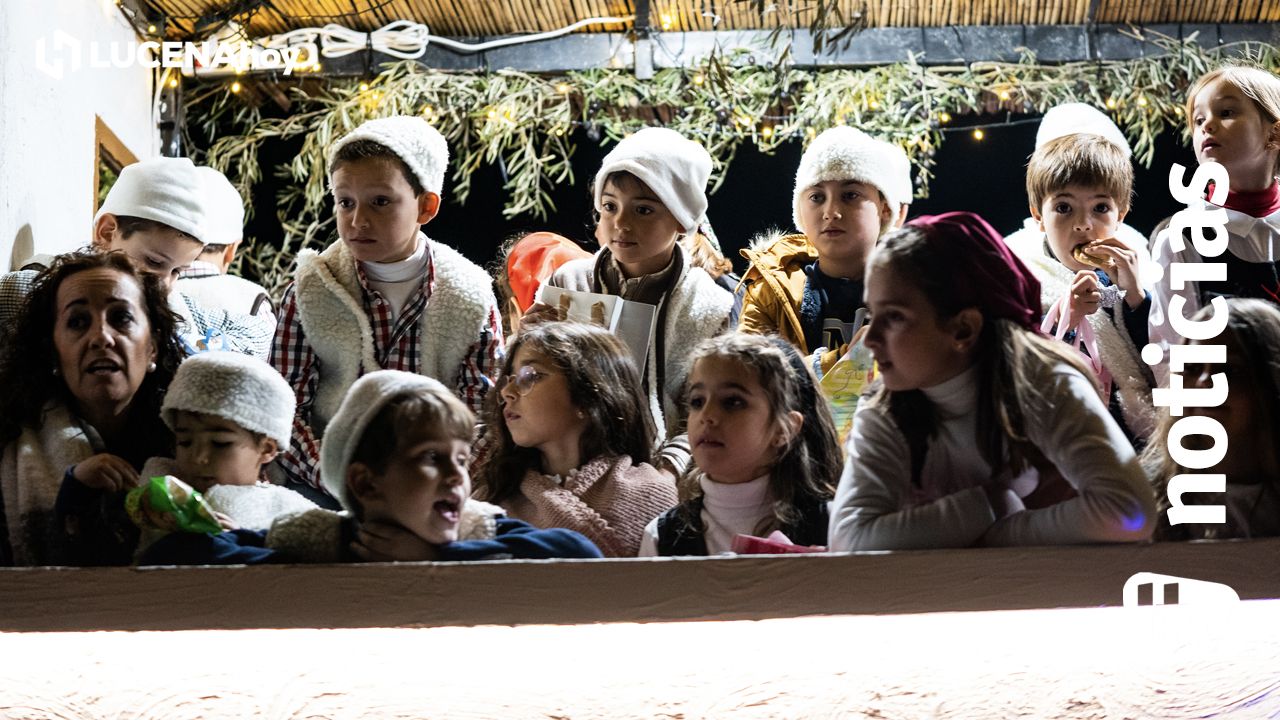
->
[0, 251, 184, 565]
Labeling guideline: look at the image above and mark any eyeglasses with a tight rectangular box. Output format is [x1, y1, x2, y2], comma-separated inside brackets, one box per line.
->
[496, 366, 549, 399]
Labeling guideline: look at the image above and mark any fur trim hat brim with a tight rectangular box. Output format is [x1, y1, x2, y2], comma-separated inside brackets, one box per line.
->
[328, 116, 449, 196]
[94, 157, 208, 244]
[593, 127, 712, 235]
[319, 370, 453, 509]
[792, 127, 910, 235]
[161, 351, 296, 448]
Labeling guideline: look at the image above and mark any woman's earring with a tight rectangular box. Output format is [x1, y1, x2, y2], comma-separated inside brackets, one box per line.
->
[147, 361, 157, 373]
[576, 409, 586, 419]
[51, 366, 59, 377]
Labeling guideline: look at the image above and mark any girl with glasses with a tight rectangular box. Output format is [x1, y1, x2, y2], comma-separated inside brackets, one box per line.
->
[472, 322, 678, 557]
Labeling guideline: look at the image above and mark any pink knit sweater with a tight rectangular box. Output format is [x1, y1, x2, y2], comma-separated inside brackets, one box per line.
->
[499, 455, 678, 557]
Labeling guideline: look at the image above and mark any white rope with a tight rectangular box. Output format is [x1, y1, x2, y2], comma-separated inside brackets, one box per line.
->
[258, 16, 633, 61]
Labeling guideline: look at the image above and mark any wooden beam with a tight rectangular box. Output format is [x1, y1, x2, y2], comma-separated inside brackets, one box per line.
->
[1, 538, 1277, 633]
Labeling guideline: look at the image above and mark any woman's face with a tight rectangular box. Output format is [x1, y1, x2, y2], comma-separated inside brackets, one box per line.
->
[52, 267, 156, 423]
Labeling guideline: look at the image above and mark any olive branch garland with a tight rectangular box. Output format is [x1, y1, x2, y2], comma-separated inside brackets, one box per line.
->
[183, 32, 1277, 296]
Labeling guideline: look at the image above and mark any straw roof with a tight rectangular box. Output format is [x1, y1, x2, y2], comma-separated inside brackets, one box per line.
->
[141, 0, 1280, 39]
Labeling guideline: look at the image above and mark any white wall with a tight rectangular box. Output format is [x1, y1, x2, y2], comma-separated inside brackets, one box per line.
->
[0, 0, 158, 269]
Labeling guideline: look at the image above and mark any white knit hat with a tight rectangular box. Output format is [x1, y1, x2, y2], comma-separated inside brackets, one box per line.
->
[1035, 103, 1132, 157]
[327, 115, 449, 195]
[792, 127, 910, 234]
[593, 127, 712, 235]
[94, 156, 208, 243]
[319, 370, 455, 509]
[882, 139, 914, 213]
[161, 351, 295, 448]
[196, 166, 246, 246]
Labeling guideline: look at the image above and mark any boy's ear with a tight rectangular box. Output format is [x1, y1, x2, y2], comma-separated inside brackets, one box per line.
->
[416, 192, 441, 225]
[1029, 203, 1043, 229]
[346, 462, 383, 504]
[1116, 204, 1130, 224]
[257, 437, 280, 465]
[93, 214, 118, 250]
[219, 243, 238, 272]
[949, 308, 984, 353]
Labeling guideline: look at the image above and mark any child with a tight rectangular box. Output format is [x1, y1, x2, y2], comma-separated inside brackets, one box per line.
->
[142, 371, 601, 564]
[829, 212, 1156, 552]
[1021, 130, 1157, 444]
[1149, 65, 1280, 382]
[144, 352, 315, 529]
[1144, 298, 1280, 540]
[528, 127, 734, 450]
[271, 116, 504, 500]
[494, 232, 591, 337]
[175, 167, 274, 318]
[1004, 102, 1155, 279]
[0, 158, 276, 358]
[639, 333, 841, 556]
[473, 322, 677, 557]
[738, 127, 910, 374]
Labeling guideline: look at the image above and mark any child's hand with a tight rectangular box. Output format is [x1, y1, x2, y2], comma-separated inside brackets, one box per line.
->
[213, 512, 238, 532]
[72, 454, 141, 492]
[351, 521, 439, 562]
[1083, 238, 1143, 309]
[1064, 271, 1102, 331]
[521, 300, 564, 327]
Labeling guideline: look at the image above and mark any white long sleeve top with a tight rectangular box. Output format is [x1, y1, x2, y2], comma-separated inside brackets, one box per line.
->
[829, 362, 1156, 551]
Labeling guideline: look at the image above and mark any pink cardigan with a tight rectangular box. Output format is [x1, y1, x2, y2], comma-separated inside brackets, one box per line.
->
[499, 455, 678, 557]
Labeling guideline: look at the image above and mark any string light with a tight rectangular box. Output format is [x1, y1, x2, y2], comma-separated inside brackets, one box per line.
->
[998, 88, 1011, 101]
[359, 82, 370, 92]
[486, 108, 497, 120]
[972, 128, 985, 140]
[660, 13, 673, 30]
[868, 98, 880, 110]
[168, 76, 178, 88]
[230, 81, 241, 93]
[938, 111, 951, 124]
[556, 82, 571, 94]
[1105, 97, 1117, 109]
[147, 23, 157, 33]
[761, 124, 774, 139]
[692, 72, 704, 86]
[1137, 95, 1149, 107]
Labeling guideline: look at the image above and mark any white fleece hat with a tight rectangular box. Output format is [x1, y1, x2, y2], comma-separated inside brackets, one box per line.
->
[161, 351, 295, 448]
[327, 115, 449, 195]
[593, 127, 712, 235]
[196, 166, 246, 246]
[792, 127, 910, 234]
[319, 370, 455, 509]
[94, 156, 208, 243]
[882, 139, 914, 212]
[1035, 103, 1132, 158]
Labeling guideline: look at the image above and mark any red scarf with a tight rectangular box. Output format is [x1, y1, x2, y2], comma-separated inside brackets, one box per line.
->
[1216, 181, 1280, 218]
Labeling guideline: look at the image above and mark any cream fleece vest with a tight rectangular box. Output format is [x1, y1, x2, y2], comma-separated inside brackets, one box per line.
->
[294, 235, 496, 437]
[1023, 251, 1157, 440]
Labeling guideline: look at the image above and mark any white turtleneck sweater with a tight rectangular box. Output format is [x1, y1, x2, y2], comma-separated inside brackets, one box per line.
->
[829, 361, 1157, 551]
[361, 236, 430, 322]
[638, 473, 773, 556]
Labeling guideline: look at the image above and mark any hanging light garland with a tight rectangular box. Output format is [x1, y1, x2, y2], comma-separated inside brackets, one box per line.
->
[187, 34, 1278, 296]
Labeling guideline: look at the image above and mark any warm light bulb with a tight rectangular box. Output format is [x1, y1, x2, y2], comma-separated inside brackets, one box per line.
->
[230, 81, 241, 93]
[972, 128, 985, 140]
[692, 73, 704, 86]
[660, 14, 672, 30]
[1137, 96, 1149, 107]
[359, 82, 370, 92]
[556, 82, 571, 94]
[168, 77, 178, 88]
[939, 112, 951, 124]
[761, 125, 774, 139]
[868, 99, 880, 110]
[1105, 97, 1117, 109]
[487, 108, 497, 120]
[147, 24, 157, 33]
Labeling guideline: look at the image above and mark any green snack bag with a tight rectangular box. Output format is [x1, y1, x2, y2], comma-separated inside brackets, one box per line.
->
[124, 476, 222, 534]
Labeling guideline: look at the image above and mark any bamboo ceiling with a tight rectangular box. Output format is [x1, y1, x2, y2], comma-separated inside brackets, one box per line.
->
[142, 0, 1280, 40]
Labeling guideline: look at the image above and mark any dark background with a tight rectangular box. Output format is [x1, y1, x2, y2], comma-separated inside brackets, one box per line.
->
[236, 112, 1198, 278]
